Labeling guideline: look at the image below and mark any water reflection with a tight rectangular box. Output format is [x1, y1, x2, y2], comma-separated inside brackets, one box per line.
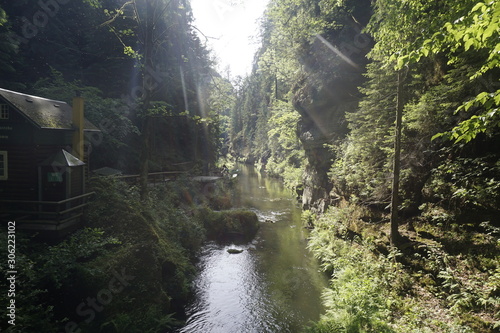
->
[179, 242, 269, 332]
[178, 165, 326, 333]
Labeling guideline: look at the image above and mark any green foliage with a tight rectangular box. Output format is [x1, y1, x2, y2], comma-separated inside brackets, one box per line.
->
[268, 100, 301, 151]
[230, 0, 373, 199]
[432, 91, 500, 143]
[0, 227, 120, 332]
[0, 6, 5, 26]
[197, 207, 260, 241]
[86, 176, 207, 255]
[266, 99, 305, 188]
[229, 72, 272, 162]
[100, 306, 181, 333]
[40, 228, 120, 288]
[340, 0, 452, 205]
[435, 264, 500, 327]
[0, 176, 240, 331]
[208, 75, 236, 153]
[329, 62, 397, 204]
[0, 0, 219, 174]
[231, 0, 500, 331]
[306, 204, 396, 332]
[83, 0, 103, 8]
[301, 209, 317, 228]
[32, 69, 140, 170]
[401, 0, 500, 76]
[0, 232, 58, 332]
[306, 201, 500, 332]
[398, 0, 500, 143]
[368, 0, 468, 61]
[0, 4, 21, 89]
[331, 0, 500, 214]
[148, 183, 207, 254]
[423, 155, 500, 211]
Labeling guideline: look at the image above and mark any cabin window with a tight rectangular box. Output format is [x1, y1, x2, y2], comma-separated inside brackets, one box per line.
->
[0, 151, 7, 180]
[0, 104, 9, 119]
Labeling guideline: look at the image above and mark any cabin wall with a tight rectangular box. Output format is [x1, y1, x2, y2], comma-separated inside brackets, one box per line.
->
[0, 125, 77, 201]
[0, 143, 77, 201]
[0, 97, 87, 202]
[0, 103, 36, 200]
[0, 145, 37, 200]
[70, 167, 84, 197]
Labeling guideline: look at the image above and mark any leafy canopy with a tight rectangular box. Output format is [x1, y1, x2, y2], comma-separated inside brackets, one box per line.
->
[396, 0, 500, 143]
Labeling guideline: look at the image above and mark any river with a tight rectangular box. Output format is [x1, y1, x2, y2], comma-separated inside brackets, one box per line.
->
[177, 164, 327, 333]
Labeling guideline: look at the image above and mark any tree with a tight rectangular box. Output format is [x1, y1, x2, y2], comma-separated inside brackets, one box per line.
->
[101, 0, 214, 199]
[413, 0, 499, 143]
[0, 4, 22, 89]
[389, 70, 405, 245]
[100, 0, 171, 198]
[358, 0, 480, 242]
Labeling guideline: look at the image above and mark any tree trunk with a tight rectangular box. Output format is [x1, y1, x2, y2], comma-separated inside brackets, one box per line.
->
[390, 70, 404, 246]
[139, 117, 152, 200]
[139, 0, 155, 201]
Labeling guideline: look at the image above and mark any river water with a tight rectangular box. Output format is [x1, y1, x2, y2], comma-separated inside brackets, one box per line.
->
[177, 164, 327, 333]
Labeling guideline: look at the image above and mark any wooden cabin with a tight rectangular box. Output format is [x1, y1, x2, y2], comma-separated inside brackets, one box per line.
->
[0, 88, 100, 234]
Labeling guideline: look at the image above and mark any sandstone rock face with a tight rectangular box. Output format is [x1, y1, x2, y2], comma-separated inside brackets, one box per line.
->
[287, 5, 372, 214]
[293, 74, 357, 213]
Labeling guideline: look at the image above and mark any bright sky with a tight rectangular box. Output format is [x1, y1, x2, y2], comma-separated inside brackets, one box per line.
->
[190, 0, 270, 78]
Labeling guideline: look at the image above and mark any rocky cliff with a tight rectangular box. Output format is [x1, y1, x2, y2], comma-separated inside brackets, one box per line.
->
[291, 12, 372, 213]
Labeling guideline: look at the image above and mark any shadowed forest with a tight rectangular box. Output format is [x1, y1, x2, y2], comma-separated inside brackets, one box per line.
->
[0, 0, 499, 332]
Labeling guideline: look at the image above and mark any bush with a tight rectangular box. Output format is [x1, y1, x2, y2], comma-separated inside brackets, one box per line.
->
[423, 155, 500, 212]
[0, 228, 120, 332]
[198, 207, 260, 242]
[307, 201, 499, 332]
[0, 175, 233, 332]
[306, 204, 395, 332]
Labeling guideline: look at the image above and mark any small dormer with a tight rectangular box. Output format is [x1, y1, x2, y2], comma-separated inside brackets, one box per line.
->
[39, 149, 86, 201]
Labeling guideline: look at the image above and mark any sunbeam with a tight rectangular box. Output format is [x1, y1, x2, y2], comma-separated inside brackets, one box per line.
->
[180, 65, 189, 112]
[315, 34, 360, 69]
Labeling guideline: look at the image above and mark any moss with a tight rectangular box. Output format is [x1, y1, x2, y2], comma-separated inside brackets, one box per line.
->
[459, 313, 495, 333]
[198, 207, 260, 242]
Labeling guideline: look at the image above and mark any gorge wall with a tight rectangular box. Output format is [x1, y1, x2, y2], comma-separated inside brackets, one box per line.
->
[292, 9, 373, 213]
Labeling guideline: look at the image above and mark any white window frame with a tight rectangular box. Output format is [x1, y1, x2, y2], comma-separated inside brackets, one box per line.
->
[0, 104, 9, 120]
[0, 151, 7, 180]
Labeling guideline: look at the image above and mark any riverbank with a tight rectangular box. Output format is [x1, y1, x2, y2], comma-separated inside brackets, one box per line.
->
[0, 175, 257, 332]
[305, 201, 500, 332]
[242, 155, 499, 332]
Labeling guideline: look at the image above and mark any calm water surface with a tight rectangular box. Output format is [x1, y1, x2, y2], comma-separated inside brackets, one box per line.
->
[177, 165, 327, 333]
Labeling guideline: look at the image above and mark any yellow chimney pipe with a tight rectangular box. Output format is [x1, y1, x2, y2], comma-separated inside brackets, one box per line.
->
[72, 94, 84, 161]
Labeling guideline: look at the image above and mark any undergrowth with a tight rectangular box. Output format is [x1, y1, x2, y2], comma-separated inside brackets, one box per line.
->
[305, 201, 499, 332]
[0, 176, 239, 332]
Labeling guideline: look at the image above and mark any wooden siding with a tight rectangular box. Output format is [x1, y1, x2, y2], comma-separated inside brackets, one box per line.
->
[70, 167, 84, 197]
[0, 145, 37, 200]
[0, 144, 83, 201]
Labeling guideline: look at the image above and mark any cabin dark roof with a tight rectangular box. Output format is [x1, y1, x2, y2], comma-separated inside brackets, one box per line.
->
[0, 88, 100, 131]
